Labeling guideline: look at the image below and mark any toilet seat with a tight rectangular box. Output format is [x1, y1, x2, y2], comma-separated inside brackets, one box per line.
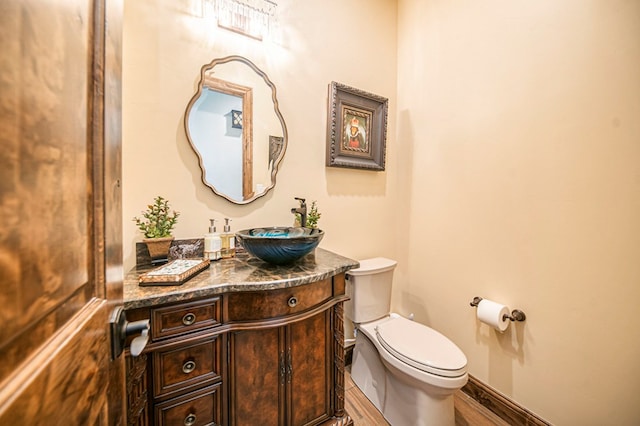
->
[375, 316, 467, 378]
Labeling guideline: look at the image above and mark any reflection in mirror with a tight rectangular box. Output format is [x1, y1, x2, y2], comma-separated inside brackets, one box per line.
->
[185, 56, 287, 204]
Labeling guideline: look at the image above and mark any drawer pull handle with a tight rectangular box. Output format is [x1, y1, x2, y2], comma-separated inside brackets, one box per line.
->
[182, 360, 196, 374]
[287, 296, 298, 308]
[184, 413, 197, 426]
[182, 313, 196, 326]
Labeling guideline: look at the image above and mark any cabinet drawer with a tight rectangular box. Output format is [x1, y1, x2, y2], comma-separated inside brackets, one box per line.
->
[153, 337, 221, 399]
[152, 297, 221, 340]
[154, 384, 222, 426]
[225, 278, 333, 321]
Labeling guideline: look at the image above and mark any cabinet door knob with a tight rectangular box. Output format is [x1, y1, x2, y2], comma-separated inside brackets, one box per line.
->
[182, 312, 196, 326]
[184, 413, 197, 426]
[287, 296, 298, 308]
[182, 360, 197, 374]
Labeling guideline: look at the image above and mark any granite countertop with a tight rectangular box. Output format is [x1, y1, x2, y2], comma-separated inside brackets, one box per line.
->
[124, 248, 359, 310]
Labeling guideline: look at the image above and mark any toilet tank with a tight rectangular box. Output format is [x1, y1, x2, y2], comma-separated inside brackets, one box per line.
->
[345, 257, 397, 323]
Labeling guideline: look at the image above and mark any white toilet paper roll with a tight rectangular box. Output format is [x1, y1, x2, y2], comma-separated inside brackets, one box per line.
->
[477, 299, 510, 332]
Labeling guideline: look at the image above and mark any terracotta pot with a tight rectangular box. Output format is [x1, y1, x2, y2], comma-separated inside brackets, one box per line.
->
[143, 236, 174, 260]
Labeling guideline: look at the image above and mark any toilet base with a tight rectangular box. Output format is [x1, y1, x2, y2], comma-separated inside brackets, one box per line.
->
[383, 370, 455, 426]
[351, 317, 465, 426]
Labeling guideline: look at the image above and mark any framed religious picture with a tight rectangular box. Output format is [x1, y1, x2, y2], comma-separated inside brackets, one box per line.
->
[326, 81, 388, 171]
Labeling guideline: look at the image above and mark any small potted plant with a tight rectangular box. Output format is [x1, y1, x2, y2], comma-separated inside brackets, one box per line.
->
[133, 195, 180, 261]
[306, 200, 321, 229]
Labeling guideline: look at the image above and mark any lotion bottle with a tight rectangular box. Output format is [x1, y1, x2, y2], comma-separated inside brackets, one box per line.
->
[204, 219, 222, 261]
[221, 218, 236, 259]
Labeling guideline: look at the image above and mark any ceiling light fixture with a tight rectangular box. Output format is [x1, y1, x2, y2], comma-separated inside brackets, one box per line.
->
[215, 0, 277, 41]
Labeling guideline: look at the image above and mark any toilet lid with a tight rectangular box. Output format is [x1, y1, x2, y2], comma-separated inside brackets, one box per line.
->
[375, 317, 467, 378]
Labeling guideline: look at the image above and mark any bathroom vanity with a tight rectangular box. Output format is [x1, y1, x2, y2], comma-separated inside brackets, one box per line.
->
[123, 248, 358, 426]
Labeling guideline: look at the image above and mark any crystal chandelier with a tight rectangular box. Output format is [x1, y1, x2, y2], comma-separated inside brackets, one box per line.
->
[215, 0, 277, 40]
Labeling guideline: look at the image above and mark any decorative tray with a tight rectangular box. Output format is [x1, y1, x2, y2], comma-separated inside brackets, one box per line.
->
[139, 259, 210, 286]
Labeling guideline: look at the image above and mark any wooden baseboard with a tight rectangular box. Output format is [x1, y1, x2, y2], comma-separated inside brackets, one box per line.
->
[462, 374, 551, 426]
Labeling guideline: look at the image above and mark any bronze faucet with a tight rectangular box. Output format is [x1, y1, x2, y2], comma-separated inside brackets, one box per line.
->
[291, 197, 307, 228]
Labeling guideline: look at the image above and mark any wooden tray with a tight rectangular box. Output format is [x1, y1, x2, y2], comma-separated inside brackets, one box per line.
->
[139, 259, 210, 286]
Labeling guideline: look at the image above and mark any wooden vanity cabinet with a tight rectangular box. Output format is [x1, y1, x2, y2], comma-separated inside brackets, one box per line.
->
[125, 273, 352, 426]
[229, 310, 332, 426]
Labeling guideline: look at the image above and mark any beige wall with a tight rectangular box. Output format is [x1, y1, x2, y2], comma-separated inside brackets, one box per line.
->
[123, 0, 399, 270]
[124, 0, 640, 424]
[396, 1, 640, 425]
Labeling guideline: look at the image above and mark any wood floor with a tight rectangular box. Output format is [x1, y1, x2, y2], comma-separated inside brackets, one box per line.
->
[344, 371, 509, 426]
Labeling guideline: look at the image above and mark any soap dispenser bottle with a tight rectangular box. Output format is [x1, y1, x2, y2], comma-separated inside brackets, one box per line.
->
[204, 219, 222, 261]
[221, 218, 236, 259]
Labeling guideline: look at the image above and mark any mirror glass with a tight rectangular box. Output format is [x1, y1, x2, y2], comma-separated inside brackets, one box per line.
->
[185, 56, 287, 204]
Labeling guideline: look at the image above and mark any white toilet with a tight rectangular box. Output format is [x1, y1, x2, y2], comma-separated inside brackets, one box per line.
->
[345, 258, 468, 426]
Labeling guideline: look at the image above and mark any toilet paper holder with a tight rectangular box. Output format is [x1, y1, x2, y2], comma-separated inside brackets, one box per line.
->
[469, 297, 526, 322]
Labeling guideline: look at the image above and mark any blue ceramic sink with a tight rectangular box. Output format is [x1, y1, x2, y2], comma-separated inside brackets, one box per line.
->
[236, 227, 324, 265]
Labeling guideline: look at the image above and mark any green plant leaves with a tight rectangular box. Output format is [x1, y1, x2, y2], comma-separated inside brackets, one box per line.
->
[133, 196, 180, 238]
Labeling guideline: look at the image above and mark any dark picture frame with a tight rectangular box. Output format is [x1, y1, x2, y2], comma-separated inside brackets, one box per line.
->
[326, 81, 388, 171]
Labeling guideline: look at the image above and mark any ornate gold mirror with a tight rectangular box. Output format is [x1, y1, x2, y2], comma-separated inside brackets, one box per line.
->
[185, 55, 287, 204]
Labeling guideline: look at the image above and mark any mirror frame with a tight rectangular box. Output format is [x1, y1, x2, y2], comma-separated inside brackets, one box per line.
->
[184, 55, 288, 204]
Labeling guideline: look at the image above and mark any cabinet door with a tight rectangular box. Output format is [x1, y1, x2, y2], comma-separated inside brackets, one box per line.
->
[288, 311, 332, 426]
[229, 327, 285, 425]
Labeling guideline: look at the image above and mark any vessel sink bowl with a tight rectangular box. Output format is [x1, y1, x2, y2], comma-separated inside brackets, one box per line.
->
[236, 227, 324, 265]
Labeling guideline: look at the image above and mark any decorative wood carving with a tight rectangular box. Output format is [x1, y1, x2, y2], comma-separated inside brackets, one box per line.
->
[126, 353, 149, 426]
[333, 302, 347, 419]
